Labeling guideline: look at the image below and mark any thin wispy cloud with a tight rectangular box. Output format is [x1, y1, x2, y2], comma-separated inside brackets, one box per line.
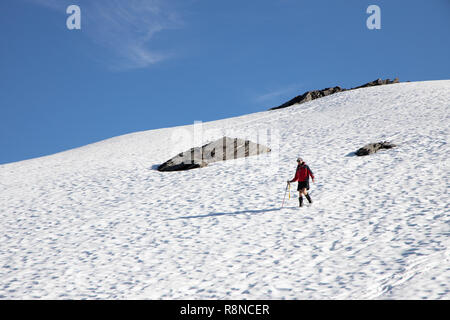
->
[28, 0, 183, 70]
[254, 83, 303, 104]
[28, 0, 62, 10]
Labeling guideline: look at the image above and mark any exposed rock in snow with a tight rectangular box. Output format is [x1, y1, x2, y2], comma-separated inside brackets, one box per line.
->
[352, 78, 399, 90]
[158, 137, 271, 171]
[270, 78, 400, 110]
[270, 86, 344, 110]
[355, 141, 397, 156]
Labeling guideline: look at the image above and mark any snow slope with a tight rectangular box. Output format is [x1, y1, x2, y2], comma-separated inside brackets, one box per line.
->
[0, 80, 449, 299]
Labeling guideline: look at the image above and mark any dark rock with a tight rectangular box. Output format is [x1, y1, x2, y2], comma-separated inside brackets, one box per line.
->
[270, 86, 344, 110]
[158, 137, 271, 171]
[270, 78, 399, 110]
[355, 141, 397, 156]
[351, 78, 399, 90]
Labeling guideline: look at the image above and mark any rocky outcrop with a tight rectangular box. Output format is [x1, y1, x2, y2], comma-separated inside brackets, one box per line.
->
[270, 78, 399, 110]
[351, 78, 399, 90]
[355, 141, 397, 156]
[270, 86, 344, 110]
[158, 137, 271, 171]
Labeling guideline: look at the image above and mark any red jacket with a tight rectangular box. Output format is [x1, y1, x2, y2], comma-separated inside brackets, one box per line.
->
[290, 163, 314, 182]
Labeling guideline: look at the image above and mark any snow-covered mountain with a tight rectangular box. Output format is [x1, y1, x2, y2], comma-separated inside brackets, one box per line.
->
[0, 80, 449, 299]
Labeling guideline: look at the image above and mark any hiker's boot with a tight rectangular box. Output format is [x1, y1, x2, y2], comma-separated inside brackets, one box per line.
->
[305, 193, 312, 204]
[299, 196, 303, 207]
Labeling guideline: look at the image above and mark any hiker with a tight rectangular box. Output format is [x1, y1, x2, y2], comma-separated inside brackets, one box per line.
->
[287, 157, 315, 207]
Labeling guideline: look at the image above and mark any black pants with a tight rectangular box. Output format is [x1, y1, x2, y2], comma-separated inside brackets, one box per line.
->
[297, 180, 310, 191]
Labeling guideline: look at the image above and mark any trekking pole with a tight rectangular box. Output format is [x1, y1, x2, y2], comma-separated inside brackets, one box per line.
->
[281, 182, 289, 208]
[288, 183, 291, 200]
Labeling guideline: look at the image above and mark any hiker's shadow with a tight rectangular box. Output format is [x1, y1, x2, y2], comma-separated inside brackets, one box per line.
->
[166, 207, 283, 220]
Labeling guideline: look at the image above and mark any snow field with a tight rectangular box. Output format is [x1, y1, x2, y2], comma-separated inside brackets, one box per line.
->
[0, 80, 449, 299]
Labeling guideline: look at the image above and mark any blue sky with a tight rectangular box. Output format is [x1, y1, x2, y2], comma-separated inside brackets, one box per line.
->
[1, 0, 449, 164]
